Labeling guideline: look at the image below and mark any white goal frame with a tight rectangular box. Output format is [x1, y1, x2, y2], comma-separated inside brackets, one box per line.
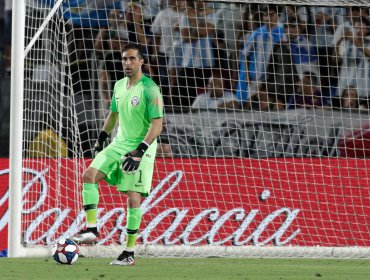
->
[8, 0, 26, 258]
[8, 0, 370, 258]
[8, 0, 65, 258]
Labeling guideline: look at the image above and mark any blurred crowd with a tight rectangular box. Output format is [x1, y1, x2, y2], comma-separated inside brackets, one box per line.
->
[76, 0, 370, 113]
[2, 0, 370, 113]
[0, 0, 12, 76]
[0, 0, 369, 158]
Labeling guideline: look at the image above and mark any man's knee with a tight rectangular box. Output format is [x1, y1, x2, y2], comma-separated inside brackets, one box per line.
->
[127, 192, 141, 208]
[83, 167, 103, 183]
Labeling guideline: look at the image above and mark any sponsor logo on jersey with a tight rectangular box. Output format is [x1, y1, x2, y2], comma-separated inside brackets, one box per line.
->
[131, 96, 140, 106]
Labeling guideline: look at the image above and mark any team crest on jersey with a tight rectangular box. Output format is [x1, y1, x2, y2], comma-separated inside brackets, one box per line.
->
[131, 96, 140, 106]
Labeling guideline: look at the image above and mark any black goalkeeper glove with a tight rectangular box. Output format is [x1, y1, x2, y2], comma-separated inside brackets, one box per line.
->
[121, 142, 149, 174]
[92, 131, 109, 157]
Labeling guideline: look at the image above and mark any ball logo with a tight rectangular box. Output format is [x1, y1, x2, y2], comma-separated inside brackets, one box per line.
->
[131, 96, 140, 106]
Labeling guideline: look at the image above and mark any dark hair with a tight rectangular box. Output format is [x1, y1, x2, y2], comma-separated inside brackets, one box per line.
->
[354, 16, 370, 29]
[121, 42, 145, 61]
[260, 4, 281, 14]
[347, 7, 361, 14]
[286, 15, 301, 27]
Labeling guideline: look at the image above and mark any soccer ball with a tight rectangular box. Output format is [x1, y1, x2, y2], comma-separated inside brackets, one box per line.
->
[52, 238, 79, 265]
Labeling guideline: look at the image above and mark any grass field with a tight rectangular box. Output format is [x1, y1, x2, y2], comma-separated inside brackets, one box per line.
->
[0, 257, 369, 280]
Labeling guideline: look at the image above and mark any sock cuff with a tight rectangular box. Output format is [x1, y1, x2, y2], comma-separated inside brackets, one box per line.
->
[127, 228, 139, 235]
[84, 204, 97, 211]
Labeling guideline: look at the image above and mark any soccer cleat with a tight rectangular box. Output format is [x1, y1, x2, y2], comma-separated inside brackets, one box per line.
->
[71, 229, 99, 244]
[110, 250, 135, 266]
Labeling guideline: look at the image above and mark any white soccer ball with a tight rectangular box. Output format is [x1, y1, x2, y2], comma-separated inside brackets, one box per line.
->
[52, 238, 80, 265]
[259, 189, 271, 201]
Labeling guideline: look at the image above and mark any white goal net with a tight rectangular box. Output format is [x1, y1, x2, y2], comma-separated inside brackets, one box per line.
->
[9, 0, 370, 258]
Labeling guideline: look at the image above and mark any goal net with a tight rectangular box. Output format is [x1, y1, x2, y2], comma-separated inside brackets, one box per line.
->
[9, 0, 370, 258]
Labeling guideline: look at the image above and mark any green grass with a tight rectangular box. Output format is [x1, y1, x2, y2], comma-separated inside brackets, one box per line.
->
[0, 258, 369, 280]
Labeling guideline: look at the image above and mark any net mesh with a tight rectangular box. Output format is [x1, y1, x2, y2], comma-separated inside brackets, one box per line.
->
[19, 0, 370, 258]
[204, 0, 370, 7]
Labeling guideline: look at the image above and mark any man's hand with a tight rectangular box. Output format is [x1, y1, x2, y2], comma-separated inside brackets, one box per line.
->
[121, 142, 149, 174]
[92, 141, 104, 157]
[92, 131, 109, 157]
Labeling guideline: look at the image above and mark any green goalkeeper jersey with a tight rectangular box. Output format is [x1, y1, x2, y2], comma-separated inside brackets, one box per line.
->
[110, 74, 163, 146]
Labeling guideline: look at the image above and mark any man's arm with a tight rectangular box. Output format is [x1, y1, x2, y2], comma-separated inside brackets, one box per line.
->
[92, 112, 118, 156]
[143, 117, 163, 145]
[101, 112, 119, 134]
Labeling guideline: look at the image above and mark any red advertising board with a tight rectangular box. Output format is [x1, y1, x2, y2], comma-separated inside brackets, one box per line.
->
[0, 158, 369, 250]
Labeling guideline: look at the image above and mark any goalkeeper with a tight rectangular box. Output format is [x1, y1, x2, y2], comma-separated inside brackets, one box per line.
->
[72, 43, 163, 266]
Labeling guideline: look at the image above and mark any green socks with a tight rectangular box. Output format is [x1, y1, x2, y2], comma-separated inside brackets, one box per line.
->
[81, 183, 143, 246]
[82, 183, 99, 227]
[84, 205, 97, 227]
[126, 207, 143, 250]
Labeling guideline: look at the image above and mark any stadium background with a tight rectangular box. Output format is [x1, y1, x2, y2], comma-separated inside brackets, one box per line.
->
[1, 0, 370, 259]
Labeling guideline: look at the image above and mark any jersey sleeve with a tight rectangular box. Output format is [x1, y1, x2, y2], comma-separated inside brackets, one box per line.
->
[145, 85, 164, 119]
[110, 86, 118, 112]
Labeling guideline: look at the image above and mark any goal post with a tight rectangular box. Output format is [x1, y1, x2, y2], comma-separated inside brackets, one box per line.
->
[8, 0, 370, 258]
[8, 0, 26, 258]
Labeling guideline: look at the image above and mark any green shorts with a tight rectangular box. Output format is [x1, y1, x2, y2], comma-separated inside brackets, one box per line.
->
[90, 141, 155, 197]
